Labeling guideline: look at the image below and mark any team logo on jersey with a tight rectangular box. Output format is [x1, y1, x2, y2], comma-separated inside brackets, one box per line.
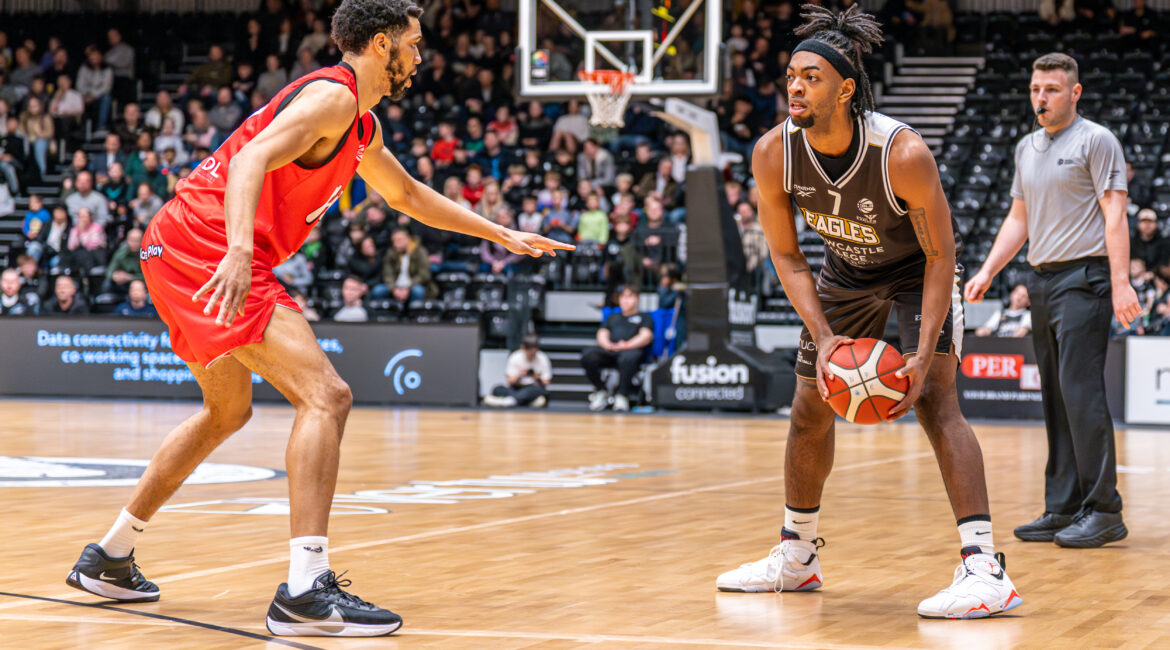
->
[355, 144, 366, 163]
[799, 207, 880, 245]
[794, 185, 817, 198]
[857, 198, 874, 214]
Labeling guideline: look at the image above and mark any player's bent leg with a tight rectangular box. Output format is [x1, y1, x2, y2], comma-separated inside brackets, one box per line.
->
[67, 357, 254, 603]
[231, 306, 401, 637]
[913, 354, 1022, 618]
[715, 380, 833, 594]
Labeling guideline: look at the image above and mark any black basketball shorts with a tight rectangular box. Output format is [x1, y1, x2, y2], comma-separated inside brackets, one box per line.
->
[794, 266, 964, 380]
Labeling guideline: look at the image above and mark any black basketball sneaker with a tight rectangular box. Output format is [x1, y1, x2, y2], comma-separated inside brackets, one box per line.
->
[265, 570, 403, 637]
[65, 543, 160, 602]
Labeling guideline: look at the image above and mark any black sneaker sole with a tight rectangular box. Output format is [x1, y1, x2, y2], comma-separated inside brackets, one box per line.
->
[1054, 522, 1129, 548]
[1013, 528, 1061, 542]
[66, 571, 160, 603]
[265, 616, 403, 637]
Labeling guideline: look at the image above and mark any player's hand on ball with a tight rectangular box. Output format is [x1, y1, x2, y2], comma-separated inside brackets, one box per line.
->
[888, 353, 932, 420]
[1112, 281, 1142, 329]
[193, 248, 252, 327]
[963, 270, 992, 303]
[500, 230, 576, 258]
[814, 334, 855, 399]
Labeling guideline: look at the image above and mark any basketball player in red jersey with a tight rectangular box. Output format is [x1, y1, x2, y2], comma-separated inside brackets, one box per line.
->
[65, 0, 571, 636]
[715, 4, 1022, 618]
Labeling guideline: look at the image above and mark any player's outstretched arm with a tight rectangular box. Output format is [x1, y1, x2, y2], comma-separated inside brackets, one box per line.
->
[887, 129, 956, 418]
[964, 198, 1028, 303]
[196, 82, 356, 326]
[753, 128, 850, 397]
[358, 120, 573, 258]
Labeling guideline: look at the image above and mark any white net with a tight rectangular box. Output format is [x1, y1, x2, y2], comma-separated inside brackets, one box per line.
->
[581, 72, 634, 128]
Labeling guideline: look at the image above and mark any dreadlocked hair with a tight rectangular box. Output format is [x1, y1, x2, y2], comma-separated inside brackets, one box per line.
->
[793, 2, 884, 118]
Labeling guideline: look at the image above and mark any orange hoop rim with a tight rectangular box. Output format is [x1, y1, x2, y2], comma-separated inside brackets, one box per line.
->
[578, 70, 636, 91]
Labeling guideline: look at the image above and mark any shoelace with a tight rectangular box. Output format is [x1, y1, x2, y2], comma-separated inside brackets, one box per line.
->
[314, 570, 375, 609]
[765, 538, 825, 590]
[129, 561, 148, 585]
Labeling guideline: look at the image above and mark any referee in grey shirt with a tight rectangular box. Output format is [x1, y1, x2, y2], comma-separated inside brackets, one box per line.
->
[964, 53, 1141, 548]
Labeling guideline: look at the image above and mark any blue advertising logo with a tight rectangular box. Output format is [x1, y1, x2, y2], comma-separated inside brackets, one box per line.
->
[384, 349, 423, 395]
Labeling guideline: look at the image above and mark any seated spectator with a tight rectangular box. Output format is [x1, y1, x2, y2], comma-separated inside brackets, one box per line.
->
[577, 138, 615, 191]
[19, 95, 54, 176]
[500, 163, 530, 206]
[182, 44, 232, 98]
[488, 104, 519, 147]
[480, 207, 525, 275]
[129, 182, 163, 226]
[144, 90, 184, 133]
[737, 201, 768, 276]
[0, 268, 39, 316]
[21, 194, 49, 240]
[153, 118, 188, 165]
[581, 285, 654, 412]
[184, 110, 218, 153]
[975, 284, 1032, 337]
[431, 121, 460, 167]
[570, 177, 609, 213]
[550, 99, 588, 153]
[381, 228, 436, 302]
[483, 334, 552, 408]
[59, 149, 91, 193]
[0, 116, 25, 193]
[117, 102, 147, 146]
[93, 133, 126, 177]
[99, 161, 133, 210]
[103, 227, 143, 294]
[290, 47, 321, 80]
[1132, 258, 1157, 317]
[15, 254, 46, 298]
[43, 275, 89, 315]
[603, 215, 641, 296]
[299, 17, 331, 56]
[115, 279, 158, 318]
[30, 205, 71, 267]
[48, 74, 84, 136]
[65, 171, 111, 225]
[516, 195, 542, 234]
[1145, 273, 1170, 335]
[257, 54, 288, 101]
[635, 158, 680, 206]
[209, 86, 243, 133]
[290, 290, 321, 322]
[441, 176, 472, 210]
[274, 251, 314, 295]
[1131, 209, 1168, 274]
[348, 235, 384, 288]
[130, 151, 169, 200]
[635, 196, 681, 275]
[518, 101, 552, 149]
[611, 173, 634, 208]
[462, 165, 486, 207]
[577, 192, 610, 244]
[77, 46, 113, 127]
[542, 189, 577, 243]
[106, 28, 136, 104]
[332, 276, 369, 322]
[65, 208, 107, 272]
[477, 179, 505, 220]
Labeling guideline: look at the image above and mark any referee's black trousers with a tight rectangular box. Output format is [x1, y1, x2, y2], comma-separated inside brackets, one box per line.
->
[1028, 258, 1123, 515]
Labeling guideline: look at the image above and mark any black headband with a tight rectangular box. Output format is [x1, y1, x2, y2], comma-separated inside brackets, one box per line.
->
[792, 39, 858, 83]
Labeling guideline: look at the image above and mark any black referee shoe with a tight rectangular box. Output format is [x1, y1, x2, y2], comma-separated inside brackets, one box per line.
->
[66, 543, 160, 602]
[1013, 512, 1074, 542]
[265, 570, 402, 637]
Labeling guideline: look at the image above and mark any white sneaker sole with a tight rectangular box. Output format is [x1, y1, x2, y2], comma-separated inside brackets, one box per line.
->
[265, 617, 402, 637]
[66, 571, 160, 602]
[716, 574, 822, 593]
[918, 591, 1024, 619]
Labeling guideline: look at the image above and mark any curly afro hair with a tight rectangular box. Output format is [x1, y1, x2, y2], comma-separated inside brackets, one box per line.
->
[331, 0, 423, 55]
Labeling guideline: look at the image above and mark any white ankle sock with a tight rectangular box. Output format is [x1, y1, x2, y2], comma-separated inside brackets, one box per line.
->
[958, 516, 994, 555]
[783, 505, 820, 541]
[288, 536, 330, 596]
[99, 508, 148, 558]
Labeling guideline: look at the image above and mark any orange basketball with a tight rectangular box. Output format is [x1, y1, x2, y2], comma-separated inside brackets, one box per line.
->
[823, 338, 909, 425]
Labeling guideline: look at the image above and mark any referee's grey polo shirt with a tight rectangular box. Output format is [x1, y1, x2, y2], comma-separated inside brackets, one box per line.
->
[1010, 116, 1128, 265]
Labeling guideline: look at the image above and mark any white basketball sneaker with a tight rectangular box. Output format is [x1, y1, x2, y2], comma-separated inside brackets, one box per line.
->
[588, 390, 610, 411]
[716, 533, 824, 593]
[918, 549, 1023, 619]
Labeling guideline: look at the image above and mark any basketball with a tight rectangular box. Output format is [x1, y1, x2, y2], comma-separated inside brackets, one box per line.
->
[824, 339, 909, 425]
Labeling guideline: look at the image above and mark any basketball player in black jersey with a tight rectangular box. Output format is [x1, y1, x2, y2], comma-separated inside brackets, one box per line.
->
[716, 4, 1023, 619]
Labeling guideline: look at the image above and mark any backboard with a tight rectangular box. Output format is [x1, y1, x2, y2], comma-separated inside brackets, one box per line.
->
[516, 0, 722, 99]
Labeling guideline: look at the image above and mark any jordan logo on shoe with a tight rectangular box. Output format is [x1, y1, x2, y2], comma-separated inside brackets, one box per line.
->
[303, 546, 324, 553]
[799, 553, 817, 567]
[989, 566, 1004, 580]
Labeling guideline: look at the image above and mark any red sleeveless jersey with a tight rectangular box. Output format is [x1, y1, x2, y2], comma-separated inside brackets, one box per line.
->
[173, 62, 376, 264]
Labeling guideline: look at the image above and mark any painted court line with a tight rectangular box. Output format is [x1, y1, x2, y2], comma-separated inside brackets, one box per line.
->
[8, 452, 932, 612]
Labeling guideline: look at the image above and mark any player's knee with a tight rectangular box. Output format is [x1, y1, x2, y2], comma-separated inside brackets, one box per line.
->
[324, 379, 353, 415]
[205, 403, 252, 435]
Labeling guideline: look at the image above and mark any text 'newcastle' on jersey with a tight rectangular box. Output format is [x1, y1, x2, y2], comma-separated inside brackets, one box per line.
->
[172, 62, 377, 265]
[782, 111, 961, 286]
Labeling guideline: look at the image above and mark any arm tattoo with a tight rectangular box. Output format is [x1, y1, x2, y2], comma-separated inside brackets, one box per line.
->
[907, 207, 938, 257]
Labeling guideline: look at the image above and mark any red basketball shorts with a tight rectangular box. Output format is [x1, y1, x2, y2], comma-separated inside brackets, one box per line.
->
[140, 199, 300, 367]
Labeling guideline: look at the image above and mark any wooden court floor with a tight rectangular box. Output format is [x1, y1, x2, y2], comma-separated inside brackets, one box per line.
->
[1, 399, 1169, 649]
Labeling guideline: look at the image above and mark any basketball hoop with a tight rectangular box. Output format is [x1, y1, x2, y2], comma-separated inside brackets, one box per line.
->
[579, 70, 636, 128]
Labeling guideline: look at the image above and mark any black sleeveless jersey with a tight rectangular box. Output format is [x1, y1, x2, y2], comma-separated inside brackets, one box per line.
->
[782, 111, 961, 288]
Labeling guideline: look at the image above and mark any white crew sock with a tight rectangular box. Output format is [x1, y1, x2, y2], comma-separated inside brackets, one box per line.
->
[99, 508, 148, 558]
[288, 536, 330, 596]
[958, 516, 994, 555]
[783, 505, 820, 541]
